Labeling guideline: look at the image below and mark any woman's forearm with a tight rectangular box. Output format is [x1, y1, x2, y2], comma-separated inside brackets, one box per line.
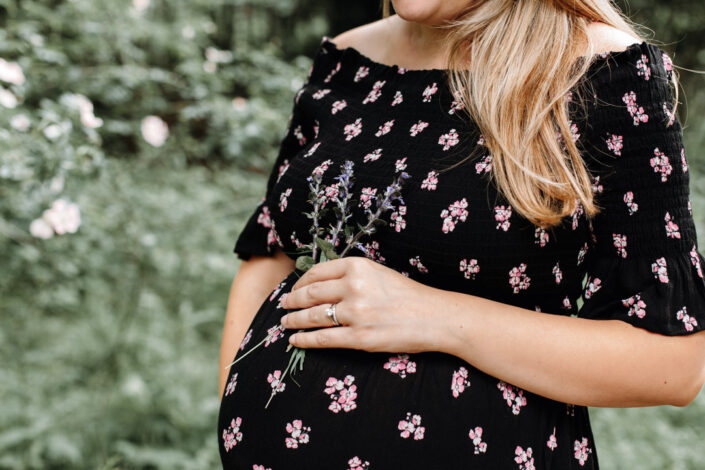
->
[424, 286, 705, 408]
[219, 250, 295, 399]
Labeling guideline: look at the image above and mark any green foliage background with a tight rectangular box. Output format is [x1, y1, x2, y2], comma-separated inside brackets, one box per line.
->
[0, 0, 702, 468]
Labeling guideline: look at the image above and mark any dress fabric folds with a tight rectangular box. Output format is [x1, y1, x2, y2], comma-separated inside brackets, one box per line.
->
[219, 35, 705, 469]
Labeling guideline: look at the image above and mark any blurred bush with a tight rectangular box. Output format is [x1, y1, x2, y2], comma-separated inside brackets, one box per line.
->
[0, 0, 702, 468]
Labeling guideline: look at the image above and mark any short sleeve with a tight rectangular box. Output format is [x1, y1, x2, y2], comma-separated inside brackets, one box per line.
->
[577, 45, 705, 336]
[233, 64, 316, 261]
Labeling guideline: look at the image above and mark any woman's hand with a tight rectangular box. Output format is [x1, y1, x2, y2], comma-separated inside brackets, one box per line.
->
[279, 256, 443, 353]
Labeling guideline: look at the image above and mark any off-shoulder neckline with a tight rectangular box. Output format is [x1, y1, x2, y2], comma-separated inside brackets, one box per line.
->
[319, 35, 660, 77]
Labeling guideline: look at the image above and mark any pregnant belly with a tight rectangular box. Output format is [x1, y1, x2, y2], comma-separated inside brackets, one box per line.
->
[217, 269, 586, 470]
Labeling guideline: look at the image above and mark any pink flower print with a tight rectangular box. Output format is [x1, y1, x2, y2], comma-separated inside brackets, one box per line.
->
[650, 147, 673, 182]
[552, 261, 562, 284]
[612, 233, 627, 258]
[358, 187, 378, 210]
[534, 226, 549, 247]
[354, 65, 369, 82]
[358, 240, 386, 263]
[681, 147, 688, 172]
[222, 417, 243, 452]
[497, 380, 527, 415]
[347, 456, 370, 470]
[664, 211, 681, 239]
[395, 157, 408, 172]
[239, 328, 252, 350]
[362, 80, 386, 104]
[312, 88, 331, 100]
[224, 372, 238, 396]
[438, 128, 460, 151]
[605, 133, 623, 156]
[383, 353, 417, 378]
[556, 121, 580, 149]
[363, 148, 383, 163]
[322, 183, 341, 208]
[276, 158, 290, 184]
[652, 257, 669, 283]
[390, 205, 407, 232]
[562, 296, 572, 310]
[459, 258, 480, 280]
[344, 118, 363, 141]
[409, 255, 428, 273]
[574, 437, 593, 466]
[688, 199, 692, 216]
[253, 465, 272, 470]
[304, 141, 321, 158]
[391, 90, 403, 106]
[468, 426, 487, 454]
[267, 369, 286, 394]
[494, 205, 512, 231]
[264, 323, 285, 346]
[508, 263, 531, 294]
[421, 170, 439, 190]
[571, 199, 585, 230]
[584, 275, 602, 299]
[663, 102, 675, 127]
[331, 99, 347, 115]
[323, 375, 358, 413]
[323, 61, 341, 83]
[547, 427, 558, 451]
[449, 89, 465, 115]
[284, 419, 311, 449]
[636, 54, 651, 80]
[591, 174, 602, 195]
[440, 197, 469, 233]
[313, 119, 320, 139]
[662, 52, 674, 79]
[622, 91, 649, 125]
[256, 205, 279, 249]
[477, 134, 486, 146]
[313, 158, 334, 176]
[624, 191, 639, 215]
[676, 306, 698, 331]
[375, 119, 395, 137]
[622, 293, 647, 319]
[577, 241, 589, 266]
[565, 90, 573, 103]
[410, 120, 429, 136]
[279, 188, 292, 212]
[451, 366, 471, 398]
[397, 66, 408, 74]
[398, 412, 425, 440]
[514, 445, 535, 470]
[292, 125, 306, 146]
[475, 155, 492, 174]
[422, 82, 438, 102]
[690, 244, 703, 278]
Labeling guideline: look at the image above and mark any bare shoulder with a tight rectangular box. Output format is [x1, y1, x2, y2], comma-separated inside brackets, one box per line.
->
[329, 16, 394, 57]
[584, 22, 643, 55]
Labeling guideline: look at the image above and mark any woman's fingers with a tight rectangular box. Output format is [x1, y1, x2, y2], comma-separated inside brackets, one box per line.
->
[290, 257, 352, 291]
[281, 302, 345, 329]
[288, 325, 359, 350]
[282, 277, 347, 310]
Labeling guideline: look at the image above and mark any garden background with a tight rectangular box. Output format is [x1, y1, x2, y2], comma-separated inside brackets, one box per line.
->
[1, 0, 703, 468]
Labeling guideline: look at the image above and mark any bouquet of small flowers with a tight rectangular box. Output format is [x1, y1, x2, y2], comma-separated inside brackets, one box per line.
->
[225, 158, 410, 408]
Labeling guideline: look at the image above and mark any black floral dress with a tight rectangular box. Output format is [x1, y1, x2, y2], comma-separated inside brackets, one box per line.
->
[218, 36, 705, 469]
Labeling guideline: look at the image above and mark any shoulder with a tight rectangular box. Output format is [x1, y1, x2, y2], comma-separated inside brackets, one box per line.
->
[328, 16, 395, 59]
[582, 22, 643, 56]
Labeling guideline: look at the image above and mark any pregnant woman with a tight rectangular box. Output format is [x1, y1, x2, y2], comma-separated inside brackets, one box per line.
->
[218, 1, 705, 468]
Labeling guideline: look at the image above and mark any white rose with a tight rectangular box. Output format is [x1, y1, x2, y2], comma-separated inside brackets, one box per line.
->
[0, 58, 25, 86]
[140, 115, 169, 147]
[10, 114, 30, 132]
[29, 218, 54, 239]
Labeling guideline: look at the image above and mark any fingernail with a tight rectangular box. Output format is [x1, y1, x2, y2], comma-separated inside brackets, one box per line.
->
[280, 314, 288, 327]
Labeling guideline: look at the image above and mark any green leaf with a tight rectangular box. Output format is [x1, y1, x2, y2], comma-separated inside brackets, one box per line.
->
[324, 249, 339, 260]
[315, 237, 334, 252]
[295, 255, 314, 272]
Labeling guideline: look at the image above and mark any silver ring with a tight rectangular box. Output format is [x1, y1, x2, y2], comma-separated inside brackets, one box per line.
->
[325, 302, 341, 326]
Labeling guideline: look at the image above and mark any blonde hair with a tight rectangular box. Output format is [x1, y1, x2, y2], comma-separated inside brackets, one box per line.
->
[381, 0, 680, 229]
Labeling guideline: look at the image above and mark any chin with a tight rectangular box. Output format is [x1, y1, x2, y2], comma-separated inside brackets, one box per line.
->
[391, 0, 470, 25]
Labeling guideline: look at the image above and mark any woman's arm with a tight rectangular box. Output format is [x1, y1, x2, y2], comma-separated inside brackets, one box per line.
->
[434, 287, 705, 408]
[279, 257, 705, 409]
[218, 247, 295, 400]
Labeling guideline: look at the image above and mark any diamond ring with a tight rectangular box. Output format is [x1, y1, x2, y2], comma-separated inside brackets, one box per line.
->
[325, 302, 341, 326]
